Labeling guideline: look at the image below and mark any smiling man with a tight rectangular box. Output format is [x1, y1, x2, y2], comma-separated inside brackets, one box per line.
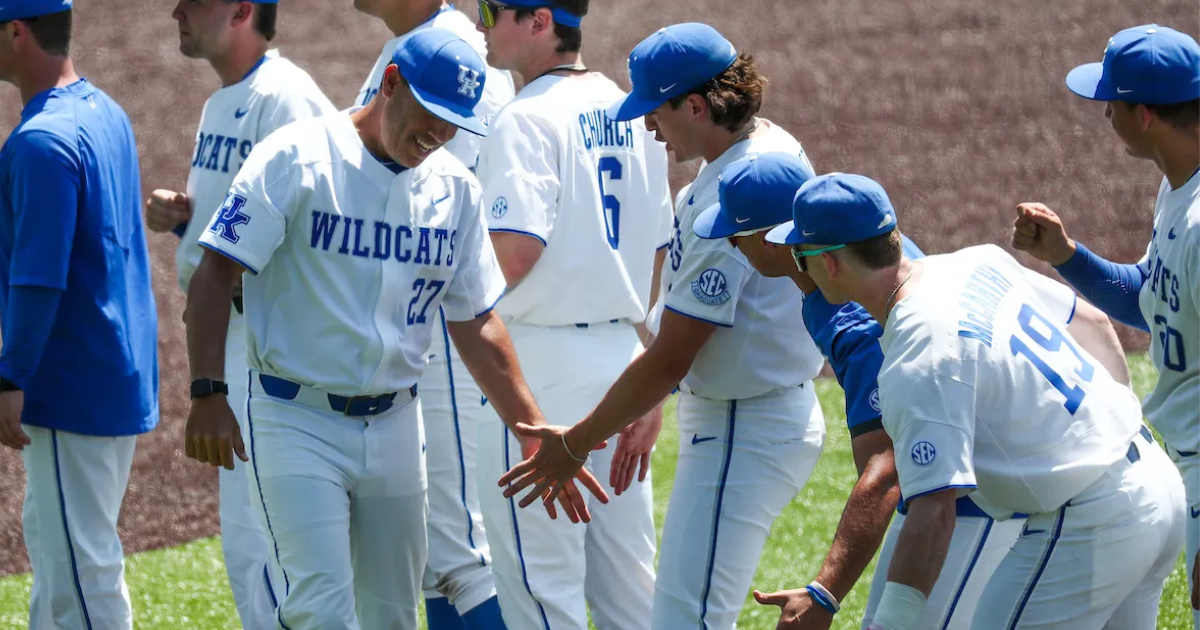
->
[181, 29, 605, 630]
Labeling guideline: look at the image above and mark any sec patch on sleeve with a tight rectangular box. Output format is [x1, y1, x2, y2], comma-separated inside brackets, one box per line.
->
[210, 193, 251, 244]
[691, 268, 731, 306]
[491, 196, 508, 219]
[911, 441, 937, 465]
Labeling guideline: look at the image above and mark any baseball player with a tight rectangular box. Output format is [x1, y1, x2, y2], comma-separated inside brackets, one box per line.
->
[352, 3, 515, 628]
[694, 156, 1131, 629]
[500, 23, 828, 630]
[0, 2, 159, 629]
[773, 173, 1184, 630]
[1012, 24, 1200, 625]
[182, 29, 605, 630]
[143, 2, 335, 627]
[468, 1, 671, 628]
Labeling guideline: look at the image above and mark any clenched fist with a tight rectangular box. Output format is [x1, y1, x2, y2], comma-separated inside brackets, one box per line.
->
[144, 189, 192, 234]
[1012, 202, 1077, 266]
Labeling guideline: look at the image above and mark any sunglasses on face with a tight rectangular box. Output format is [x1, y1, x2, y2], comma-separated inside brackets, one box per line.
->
[477, 0, 517, 28]
[791, 244, 846, 273]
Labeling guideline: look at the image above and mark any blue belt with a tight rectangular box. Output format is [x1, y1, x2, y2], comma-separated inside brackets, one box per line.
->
[574, 319, 621, 329]
[258, 373, 416, 417]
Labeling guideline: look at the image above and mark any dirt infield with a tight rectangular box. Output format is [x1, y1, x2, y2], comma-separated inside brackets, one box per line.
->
[0, 0, 1194, 577]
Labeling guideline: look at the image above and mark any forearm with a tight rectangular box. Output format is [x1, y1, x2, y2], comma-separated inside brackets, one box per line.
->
[1054, 243, 1149, 331]
[185, 257, 236, 380]
[448, 313, 545, 430]
[885, 493, 957, 595]
[813, 463, 900, 599]
[0, 286, 63, 388]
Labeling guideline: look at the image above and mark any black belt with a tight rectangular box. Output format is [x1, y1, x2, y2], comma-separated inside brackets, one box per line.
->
[258, 373, 416, 417]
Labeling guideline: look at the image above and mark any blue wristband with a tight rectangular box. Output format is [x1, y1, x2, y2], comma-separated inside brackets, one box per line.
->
[806, 583, 839, 614]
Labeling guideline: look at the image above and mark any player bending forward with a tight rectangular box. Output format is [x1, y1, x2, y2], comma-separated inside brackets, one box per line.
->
[148, 2, 336, 626]
[770, 173, 1184, 630]
[1013, 24, 1200, 625]
[182, 29, 604, 630]
[501, 23, 827, 630]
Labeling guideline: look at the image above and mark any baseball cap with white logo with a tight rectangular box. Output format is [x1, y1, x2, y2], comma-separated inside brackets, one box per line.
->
[1066, 24, 1200, 104]
[693, 153, 816, 240]
[0, 0, 72, 22]
[390, 28, 489, 137]
[606, 23, 738, 122]
[767, 173, 898, 246]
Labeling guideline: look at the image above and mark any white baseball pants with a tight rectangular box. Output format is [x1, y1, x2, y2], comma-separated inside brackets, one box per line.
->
[418, 308, 498, 615]
[22, 426, 136, 630]
[971, 429, 1185, 629]
[222, 312, 279, 630]
[245, 374, 428, 630]
[652, 384, 825, 630]
[863, 511, 1024, 629]
[1172, 450, 1200, 629]
[476, 321, 657, 630]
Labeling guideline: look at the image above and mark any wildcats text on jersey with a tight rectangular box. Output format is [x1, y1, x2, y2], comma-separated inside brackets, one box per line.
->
[958, 263, 1014, 347]
[191, 131, 253, 174]
[310, 210, 458, 267]
[578, 109, 634, 151]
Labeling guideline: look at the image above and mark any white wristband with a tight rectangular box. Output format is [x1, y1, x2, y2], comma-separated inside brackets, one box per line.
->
[805, 581, 840, 613]
[870, 581, 926, 630]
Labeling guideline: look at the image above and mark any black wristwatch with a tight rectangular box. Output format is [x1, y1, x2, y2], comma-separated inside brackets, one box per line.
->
[0, 377, 21, 392]
[190, 378, 229, 399]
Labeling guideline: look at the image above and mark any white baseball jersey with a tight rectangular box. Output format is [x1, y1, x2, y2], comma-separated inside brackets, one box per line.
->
[879, 244, 1145, 519]
[198, 111, 506, 396]
[476, 73, 673, 326]
[177, 50, 335, 292]
[1138, 172, 1200, 455]
[356, 6, 514, 170]
[650, 122, 823, 400]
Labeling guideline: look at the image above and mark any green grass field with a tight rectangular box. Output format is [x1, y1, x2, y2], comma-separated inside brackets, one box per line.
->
[0, 354, 1191, 629]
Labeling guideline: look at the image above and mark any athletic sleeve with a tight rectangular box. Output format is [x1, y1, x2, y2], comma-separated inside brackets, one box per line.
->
[663, 230, 751, 328]
[834, 321, 887, 438]
[442, 178, 507, 322]
[880, 322, 978, 506]
[197, 138, 300, 274]
[477, 110, 559, 245]
[7, 131, 79, 289]
[1023, 267, 1079, 325]
[1052, 242, 1148, 331]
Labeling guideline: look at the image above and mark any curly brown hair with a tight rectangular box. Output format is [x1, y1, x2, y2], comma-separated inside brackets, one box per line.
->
[667, 53, 766, 132]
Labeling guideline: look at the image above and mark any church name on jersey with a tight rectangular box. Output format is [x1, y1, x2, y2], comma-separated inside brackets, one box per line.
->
[957, 263, 1013, 347]
[578, 109, 634, 151]
[309, 210, 458, 266]
[192, 132, 253, 175]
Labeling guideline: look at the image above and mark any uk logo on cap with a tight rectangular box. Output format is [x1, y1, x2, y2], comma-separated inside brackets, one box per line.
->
[391, 28, 489, 137]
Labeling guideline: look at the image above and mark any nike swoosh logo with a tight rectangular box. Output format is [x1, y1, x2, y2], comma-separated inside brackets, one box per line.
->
[691, 434, 717, 445]
[735, 217, 751, 224]
[1022, 527, 1046, 536]
[1116, 87, 1133, 94]
[1168, 228, 1177, 240]
[481, 395, 488, 406]
[1190, 506, 1199, 519]
[659, 83, 678, 93]
[234, 108, 249, 119]
[877, 213, 894, 229]
[432, 193, 451, 207]
[802, 230, 817, 236]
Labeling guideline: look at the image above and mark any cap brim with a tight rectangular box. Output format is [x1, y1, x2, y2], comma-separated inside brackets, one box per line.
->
[410, 85, 488, 137]
[693, 203, 733, 239]
[606, 92, 664, 122]
[766, 221, 800, 245]
[1065, 62, 1111, 100]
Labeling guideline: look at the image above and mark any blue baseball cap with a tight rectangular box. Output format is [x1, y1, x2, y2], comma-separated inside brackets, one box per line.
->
[693, 153, 816, 239]
[766, 173, 897, 246]
[607, 23, 738, 122]
[490, 0, 582, 27]
[1066, 25, 1200, 104]
[391, 28, 488, 137]
[0, 0, 71, 22]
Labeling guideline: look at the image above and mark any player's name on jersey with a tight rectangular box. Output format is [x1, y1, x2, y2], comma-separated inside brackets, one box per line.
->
[309, 210, 459, 266]
[957, 263, 1014, 347]
[578, 108, 635, 151]
[192, 131, 253, 175]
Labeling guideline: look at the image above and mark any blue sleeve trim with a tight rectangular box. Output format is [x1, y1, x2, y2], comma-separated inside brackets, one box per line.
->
[488, 228, 548, 247]
[1066, 295, 1077, 325]
[171, 221, 189, 239]
[657, 241, 671, 251]
[663, 304, 733, 329]
[1053, 242, 1148, 331]
[473, 289, 507, 319]
[198, 241, 260, 275]
[902, 483, 976, 507]
[0, 285, 64, 389]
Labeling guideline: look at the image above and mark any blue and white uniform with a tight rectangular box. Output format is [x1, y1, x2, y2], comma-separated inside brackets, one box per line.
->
[176, 48, 335, 630]
[197, 30, 505, 630]
[0, 73, 158, 630]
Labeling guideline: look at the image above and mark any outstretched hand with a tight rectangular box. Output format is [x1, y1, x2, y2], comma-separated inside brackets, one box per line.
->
[753, 588, 833, 630]
[609, 404, 662, 495]
[499, 423, 609, 523]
